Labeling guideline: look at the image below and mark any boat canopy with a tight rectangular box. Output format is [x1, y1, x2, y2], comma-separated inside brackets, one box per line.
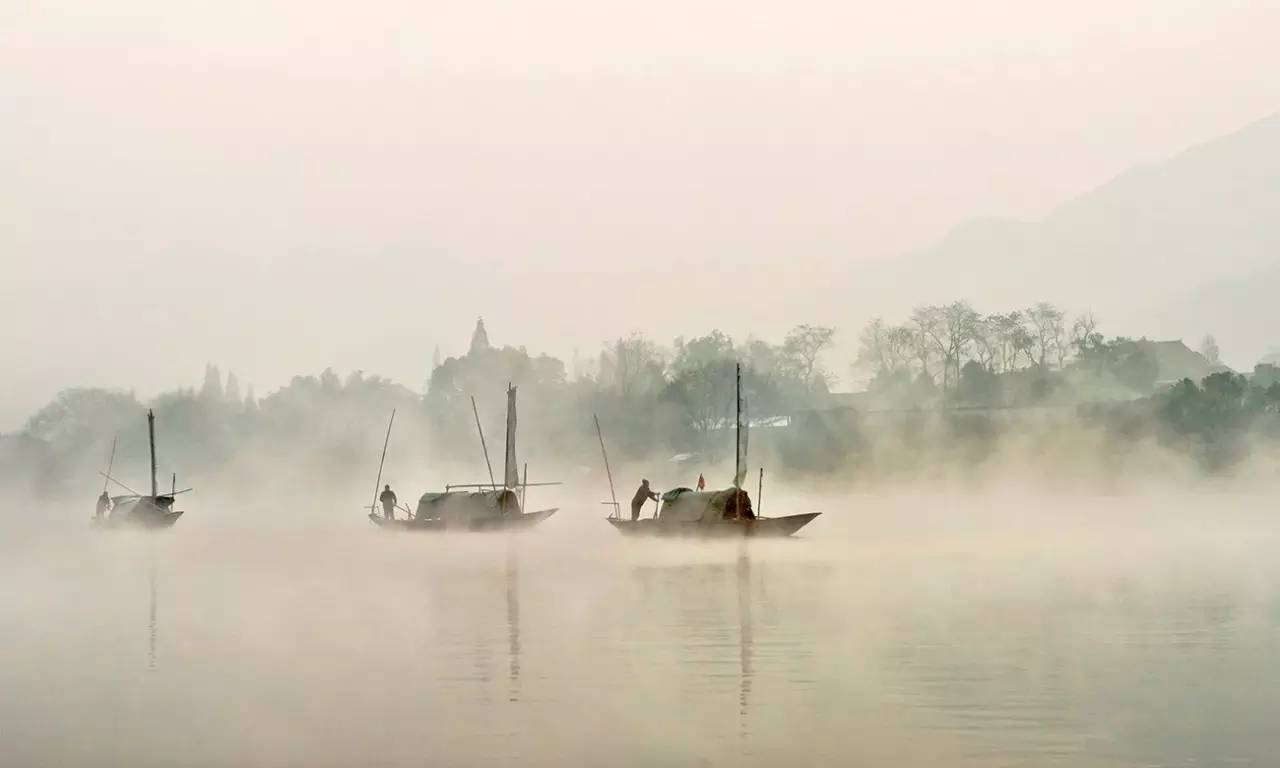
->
[109, 495, 174, 521]
[416, 489, 522, 522]
[658, 488, 754, 523]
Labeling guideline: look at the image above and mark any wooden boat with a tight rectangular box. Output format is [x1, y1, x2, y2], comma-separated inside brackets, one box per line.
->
[607, 487, 818, 538]
[368, 490, 556, 532]
[368, 385, 558, 533]
[607, 512, 819, 538]
[599, 365, 820, 539]
[96, 495, 185, 529]
[95, 410, 188, 530]
[366, 499, 555, 535]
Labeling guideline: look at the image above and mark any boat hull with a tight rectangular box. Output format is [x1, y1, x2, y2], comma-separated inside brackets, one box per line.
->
[370, 508, 557, 532]
[607, 512, 820, 538]
[94, 509, 184, 530]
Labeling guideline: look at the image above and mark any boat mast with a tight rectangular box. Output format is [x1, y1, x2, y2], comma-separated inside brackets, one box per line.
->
[500, 384, 518, 515]
[734, 363, 742, 490]
[148, 409, 158, 498]
[504, 384, 518, 490]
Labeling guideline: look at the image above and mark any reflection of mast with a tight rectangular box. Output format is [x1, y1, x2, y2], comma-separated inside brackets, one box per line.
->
[505, 545, 521, 702]
[736, 547, 754, 721]
[148, 562, 158, 670]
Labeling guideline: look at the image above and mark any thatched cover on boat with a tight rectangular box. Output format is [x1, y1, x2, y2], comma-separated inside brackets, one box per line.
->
[658, 487, 753, 523]
[109, 495, 174, 523]
[416, 489, 521, 522]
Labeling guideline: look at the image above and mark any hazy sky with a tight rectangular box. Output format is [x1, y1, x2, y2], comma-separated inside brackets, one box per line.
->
[4, 0, 1278, 429]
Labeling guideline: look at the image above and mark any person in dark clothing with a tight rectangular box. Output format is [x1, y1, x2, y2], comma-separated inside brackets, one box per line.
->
[631, 479, 658, 521]
[379, 484, 398, 520]
[95, 491, 110, 519]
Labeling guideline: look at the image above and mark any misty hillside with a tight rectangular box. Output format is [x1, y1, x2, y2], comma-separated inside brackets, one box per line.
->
[881, 113, 1280, 358]
[1139, 263, 1280, 369]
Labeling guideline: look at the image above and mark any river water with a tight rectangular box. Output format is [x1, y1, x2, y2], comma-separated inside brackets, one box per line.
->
[2, 488, 1278, 767]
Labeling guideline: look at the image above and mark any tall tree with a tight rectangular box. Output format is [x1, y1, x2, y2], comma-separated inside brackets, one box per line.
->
[1071, 313, 1103, 357]
[987, 311, 1032, 373]
[1025, 302, 1066, 371]
[970, 315, 997, 372]
[935, 301, 981, 389]
[856, 318, 893, 375]
[606, 332, 661, 397]
[780, 324, 836, 391]
[909, 306, 941, 384]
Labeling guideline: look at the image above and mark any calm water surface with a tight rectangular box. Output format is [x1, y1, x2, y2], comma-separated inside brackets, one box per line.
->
[2, 491, 1278, 767]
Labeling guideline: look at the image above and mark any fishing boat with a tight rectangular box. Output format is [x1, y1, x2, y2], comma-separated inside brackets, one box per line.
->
[95, 410, 188, 529]
[368, 385, 558, 532]
[601, 364, 820, 538]
[606, 490, 820, 537]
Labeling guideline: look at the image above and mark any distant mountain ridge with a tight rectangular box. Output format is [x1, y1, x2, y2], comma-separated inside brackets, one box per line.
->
[882, 113, 1280, 364]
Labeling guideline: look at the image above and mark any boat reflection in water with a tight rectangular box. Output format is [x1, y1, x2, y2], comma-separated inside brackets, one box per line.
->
[737, 548, 753, 726]
[148, 561, 158, 670]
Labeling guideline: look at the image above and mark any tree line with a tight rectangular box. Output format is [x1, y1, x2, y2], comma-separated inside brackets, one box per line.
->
[853, 301, 1206, 408]
[2, 321, 838, 498]
[9, 310, 1280, 500]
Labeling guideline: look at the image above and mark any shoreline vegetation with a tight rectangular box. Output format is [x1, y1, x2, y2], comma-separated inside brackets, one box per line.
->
[5, 309, 1280, 501]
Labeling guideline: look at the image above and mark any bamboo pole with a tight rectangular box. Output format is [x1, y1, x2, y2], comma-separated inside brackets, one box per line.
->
[757, 467, 764, 519]
[593, 413, 619, 519]
[370, 409, 396, 517]
[100, 472, 142, 496]
[471, 396, 497, 489]
[101, 436, 117, 495]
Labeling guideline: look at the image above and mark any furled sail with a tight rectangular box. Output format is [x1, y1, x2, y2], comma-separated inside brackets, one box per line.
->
[735, 394, 749, 487]
[504, 384, 519, 489]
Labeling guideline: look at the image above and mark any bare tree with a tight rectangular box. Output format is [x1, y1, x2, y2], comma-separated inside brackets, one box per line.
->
[605, 332, 659, 396]
[886, 325, 916, 374]
[858, 319, 917, 382]
[1025, 302, 1066, 371]
[987, 312, 1027, 373]
[970, 315, 997, 371]
[921, 301, 980, 390]
[856, 318, 891, 375]
[781, 324, 836, 391]
[1071, 312, 1103, 357]
[909, 306, 941, 385]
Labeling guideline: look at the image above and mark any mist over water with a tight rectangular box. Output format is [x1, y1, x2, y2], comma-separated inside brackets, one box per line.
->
[4, 483, 1278, 767]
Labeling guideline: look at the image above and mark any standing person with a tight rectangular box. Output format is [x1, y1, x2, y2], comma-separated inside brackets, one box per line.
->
[696, 473, 706, 491]
[631, 479, 658, 522]
[379, 484, 398, 521]
[95, 491, 111, 519]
